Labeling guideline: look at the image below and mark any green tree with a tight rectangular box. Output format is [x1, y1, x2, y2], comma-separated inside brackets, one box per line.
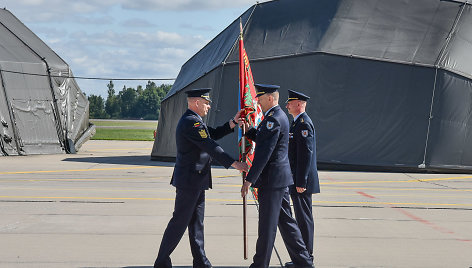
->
[88, 94, 106, 118]
[105, 80, 121, 118]
[118, 86, 137, 118]
[136, 81, 160, 120]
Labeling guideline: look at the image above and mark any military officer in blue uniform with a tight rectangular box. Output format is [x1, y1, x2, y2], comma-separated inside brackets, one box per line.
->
[285, 89, 320, 266]
[241, 84, 313, 268]
[154, 88, 249, 268]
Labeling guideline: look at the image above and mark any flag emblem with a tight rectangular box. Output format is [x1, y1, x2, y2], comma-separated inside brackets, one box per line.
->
[301, 130, 308, 137]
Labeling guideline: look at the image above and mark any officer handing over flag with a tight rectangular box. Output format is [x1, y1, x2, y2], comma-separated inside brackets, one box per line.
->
[154, 88, 249, 268]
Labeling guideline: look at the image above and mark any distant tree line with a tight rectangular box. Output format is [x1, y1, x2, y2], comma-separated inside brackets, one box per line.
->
[88, 81, 172, 120]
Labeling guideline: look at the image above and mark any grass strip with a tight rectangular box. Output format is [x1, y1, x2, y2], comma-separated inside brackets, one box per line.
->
[91, 128, 155, 141]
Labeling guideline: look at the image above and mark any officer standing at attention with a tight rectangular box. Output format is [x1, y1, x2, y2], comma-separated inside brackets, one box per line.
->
[285, 89, 320, 267]
[241, 84, 313, 268]
[154, 88, 249, 268]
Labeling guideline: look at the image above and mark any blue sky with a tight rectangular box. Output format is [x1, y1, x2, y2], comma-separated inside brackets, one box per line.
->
[4, 0, 264, 97]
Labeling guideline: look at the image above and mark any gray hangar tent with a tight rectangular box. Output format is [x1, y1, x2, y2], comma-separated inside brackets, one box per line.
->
[152, 0, 472, 172]
[0, 8, 94, 156]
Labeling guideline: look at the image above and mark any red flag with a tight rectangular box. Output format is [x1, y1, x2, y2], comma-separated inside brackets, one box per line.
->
[239, 21, 263, 168]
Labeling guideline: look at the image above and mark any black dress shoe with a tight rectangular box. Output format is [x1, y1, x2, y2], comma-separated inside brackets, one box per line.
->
[285, 261, 315, 268]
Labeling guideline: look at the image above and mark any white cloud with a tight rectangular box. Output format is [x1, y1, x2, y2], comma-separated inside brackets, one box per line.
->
[120, 18, 155, 28]
[44, 28, 206, 95]
[120, 0, 259, 11]
[3, 0, 260, 96]
[71, 15, 115, 25]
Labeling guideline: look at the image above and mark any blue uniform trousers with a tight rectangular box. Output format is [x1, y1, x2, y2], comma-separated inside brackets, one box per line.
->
[250, 187, 312, 268]
[154, 188, 211, 268]
[291, 192, 314, 260]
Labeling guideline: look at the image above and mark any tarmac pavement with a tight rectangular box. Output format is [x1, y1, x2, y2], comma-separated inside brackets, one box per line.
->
[0, 140, 471, 268]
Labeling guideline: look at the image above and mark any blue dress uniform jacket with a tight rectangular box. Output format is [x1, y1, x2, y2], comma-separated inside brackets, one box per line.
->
[288, 112, 320, 194]
[245, 105, 312, 268]
[171, 109, 235, 190]
[155, 109, 236, 268]
[288, 112, 320, 261]
[245, 105, 293, 188]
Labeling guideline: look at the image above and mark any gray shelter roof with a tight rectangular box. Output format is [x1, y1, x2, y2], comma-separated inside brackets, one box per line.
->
[0, 8, 94, 156]
[153, 0, 472, 172]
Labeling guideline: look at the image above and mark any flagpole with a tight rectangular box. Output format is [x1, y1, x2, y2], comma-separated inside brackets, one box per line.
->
[239, 18, 249, 260]
[242, 125, 248, 260]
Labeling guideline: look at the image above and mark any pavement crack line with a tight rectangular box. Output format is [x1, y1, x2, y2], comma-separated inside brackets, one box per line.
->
[403, 173, 457, 189]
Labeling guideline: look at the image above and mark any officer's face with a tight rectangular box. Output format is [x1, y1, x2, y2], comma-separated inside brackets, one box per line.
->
[257, 94, 269, 112]
[286, 100, 296, 116]
[286, 100, 305, 117]
[197, 98, 211, 117]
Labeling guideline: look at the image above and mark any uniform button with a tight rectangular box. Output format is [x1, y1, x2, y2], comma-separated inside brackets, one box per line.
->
[198, 171, 201, 174]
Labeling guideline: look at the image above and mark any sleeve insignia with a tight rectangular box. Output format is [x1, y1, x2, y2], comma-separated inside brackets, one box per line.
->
[198, 129, 208, 138]
[301, 130, 308, 137]
[266, 121, 274, 130]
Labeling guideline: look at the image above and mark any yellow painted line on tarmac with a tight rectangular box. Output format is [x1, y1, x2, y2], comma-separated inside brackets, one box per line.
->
[320, 175, 472, 185]
[319, 192, 472, 199]
[323, 186, 472, 192]
[24, 177, 163, 182]
[0, 177, 163, 182]
[0, 186, 166, 192]
[0, 195, 255, 202]
[86, 148, 152, 152]
[0, 175, 238, 183]
[0, 166, 163, 175]
[221, 175, 472, 188]
[0, 195, 175, 201]
[0, 195, 471, 207]
[313, 200, 472, 207]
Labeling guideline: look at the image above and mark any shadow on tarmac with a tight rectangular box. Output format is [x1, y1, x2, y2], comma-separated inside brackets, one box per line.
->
[63, 155, 230, 170]
[63, 155, 175, 167]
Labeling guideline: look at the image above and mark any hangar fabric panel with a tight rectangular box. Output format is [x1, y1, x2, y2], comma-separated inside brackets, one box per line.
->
[0, 8, 94, 156]
[152, 0, 472, 172]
